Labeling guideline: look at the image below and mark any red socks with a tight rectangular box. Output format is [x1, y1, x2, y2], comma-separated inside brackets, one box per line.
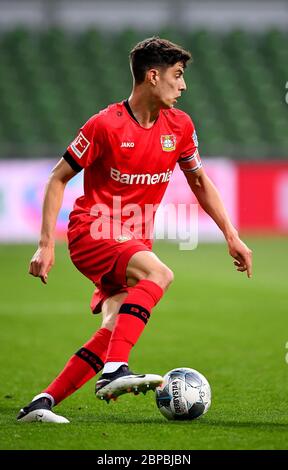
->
[43, 280, 163, 404]
[105, 279, 163, 363]
[44, 328, 111, 404]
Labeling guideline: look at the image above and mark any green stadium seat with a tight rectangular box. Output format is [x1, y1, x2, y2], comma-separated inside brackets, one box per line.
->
[0, 28, 287, 159]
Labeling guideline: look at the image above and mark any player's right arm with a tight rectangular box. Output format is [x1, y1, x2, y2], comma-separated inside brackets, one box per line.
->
[29, 158, 78, 284]
[30, 114, 102, 284]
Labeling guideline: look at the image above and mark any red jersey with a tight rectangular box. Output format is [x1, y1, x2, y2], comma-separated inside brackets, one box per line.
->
[65, 100, 201, 242]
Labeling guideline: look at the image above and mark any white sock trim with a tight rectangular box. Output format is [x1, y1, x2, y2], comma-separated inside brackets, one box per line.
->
[102, 362, 128, 374]
[32, 393, 55, 407]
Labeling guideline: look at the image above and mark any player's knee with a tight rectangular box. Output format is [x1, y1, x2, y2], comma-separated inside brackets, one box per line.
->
[148, 265, 174, 291]
[161, 266, 174, 290]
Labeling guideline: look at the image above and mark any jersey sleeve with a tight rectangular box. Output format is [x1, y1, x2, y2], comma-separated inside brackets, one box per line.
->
[178, 117, 202, 173]
[64, 115, 102, 171]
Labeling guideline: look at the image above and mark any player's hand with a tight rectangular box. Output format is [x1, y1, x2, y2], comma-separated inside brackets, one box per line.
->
[227, 236, 253, 278]
[28, 245, 55, 284]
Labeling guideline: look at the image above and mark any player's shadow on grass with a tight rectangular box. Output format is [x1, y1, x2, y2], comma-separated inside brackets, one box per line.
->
[81, 415, 288, 428]
[80, 414, 167, 425]
[200, 419, 288, 429]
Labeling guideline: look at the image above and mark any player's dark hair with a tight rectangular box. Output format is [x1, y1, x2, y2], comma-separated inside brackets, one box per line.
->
[129, 37, 192, 84]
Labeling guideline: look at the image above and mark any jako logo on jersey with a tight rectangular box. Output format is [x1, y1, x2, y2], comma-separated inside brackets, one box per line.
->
[70, 132, 90, 158]
[110, 167, 172, 185]
[121, 142, 135, 148]
[161, 134, 176, 152]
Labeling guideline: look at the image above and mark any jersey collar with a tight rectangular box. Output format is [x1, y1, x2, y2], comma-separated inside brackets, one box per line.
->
[124, 99, 139, 124]
[123, 99, 160, 129]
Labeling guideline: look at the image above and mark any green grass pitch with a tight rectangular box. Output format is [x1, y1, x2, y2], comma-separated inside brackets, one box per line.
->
[0, 238, 287, 450]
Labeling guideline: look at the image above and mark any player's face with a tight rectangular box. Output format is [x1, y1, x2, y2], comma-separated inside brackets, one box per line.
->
[154, 62, 187, 108]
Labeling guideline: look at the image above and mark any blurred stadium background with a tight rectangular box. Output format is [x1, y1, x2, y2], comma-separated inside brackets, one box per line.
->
[0, 0, 287, 241]
[0, 0, 288, 450]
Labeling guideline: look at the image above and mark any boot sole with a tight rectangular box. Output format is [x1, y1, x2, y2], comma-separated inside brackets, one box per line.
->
[96, 374, 163, 402]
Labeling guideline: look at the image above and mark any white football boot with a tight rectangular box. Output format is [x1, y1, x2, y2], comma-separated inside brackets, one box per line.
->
[95, 364, 163, 402]
[17, 397, 69, 423]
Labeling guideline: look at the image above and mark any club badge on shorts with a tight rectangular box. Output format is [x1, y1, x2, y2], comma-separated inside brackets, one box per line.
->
[115, 235, 132, 243]
[160, 135, 176, 152]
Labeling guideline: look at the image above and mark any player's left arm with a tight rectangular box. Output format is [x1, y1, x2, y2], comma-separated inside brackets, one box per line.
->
[184, 167, 253, 278]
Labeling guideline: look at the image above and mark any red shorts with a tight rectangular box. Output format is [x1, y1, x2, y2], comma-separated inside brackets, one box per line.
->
[67, 217, 151, 314]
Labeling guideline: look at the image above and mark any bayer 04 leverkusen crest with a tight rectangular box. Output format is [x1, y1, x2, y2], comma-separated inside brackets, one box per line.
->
[160, 134, 177, 152]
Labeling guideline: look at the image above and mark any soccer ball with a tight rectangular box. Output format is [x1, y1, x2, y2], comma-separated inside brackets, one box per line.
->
[155, 367, 211, 420]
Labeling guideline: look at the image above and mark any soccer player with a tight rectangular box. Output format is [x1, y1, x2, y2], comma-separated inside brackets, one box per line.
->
[17, 37, 252, 423]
